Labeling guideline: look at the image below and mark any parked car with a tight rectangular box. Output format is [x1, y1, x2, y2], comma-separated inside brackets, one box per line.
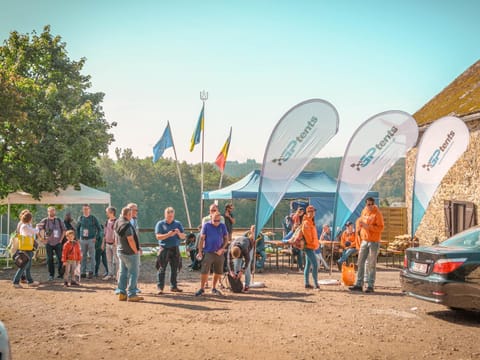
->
[400, 225, 480, 311]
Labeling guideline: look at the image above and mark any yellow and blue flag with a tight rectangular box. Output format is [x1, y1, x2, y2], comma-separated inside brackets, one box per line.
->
[190, 104, 204, 152]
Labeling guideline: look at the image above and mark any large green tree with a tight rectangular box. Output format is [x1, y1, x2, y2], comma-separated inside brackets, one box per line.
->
[0, 26, 114, 199]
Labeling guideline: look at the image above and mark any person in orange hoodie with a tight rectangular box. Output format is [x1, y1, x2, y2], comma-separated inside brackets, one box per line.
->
[349, 197, 384, 293]
[302, 205, 320, 290]
[62, 230, 82, 287]
[336, 221, 359, 271]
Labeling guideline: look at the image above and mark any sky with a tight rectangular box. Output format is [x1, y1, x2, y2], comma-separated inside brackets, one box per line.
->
[1, 0, 479, 164]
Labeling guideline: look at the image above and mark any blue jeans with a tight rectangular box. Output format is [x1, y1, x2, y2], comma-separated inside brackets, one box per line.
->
[338, 248, 358, 266]
[304, 249, 318, 286]
[355, 241, 380, 288]
[46, 243, 63, 277]
[13, 251, 34, 284]
[80, 238, 96, 274]
[116, 252, 140, 297]
[292, 248, 304, 269]
[256, 250, 266, 269]
[233, 249, 253, 287]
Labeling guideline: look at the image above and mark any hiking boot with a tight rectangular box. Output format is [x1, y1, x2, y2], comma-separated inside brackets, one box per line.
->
[128, 295, 144, 302]
[118, 293, 127, 301]
[211, 288, 223, 296]
[195, 288, 205, 297]
[349, 285, 363, 292]
[170, 287, 183, 293]
[365, 287, 374, 293]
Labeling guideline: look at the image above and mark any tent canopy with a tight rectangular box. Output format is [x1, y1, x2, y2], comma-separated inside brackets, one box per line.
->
[203, 170, 338, 200]
[0, 183, 111, 205]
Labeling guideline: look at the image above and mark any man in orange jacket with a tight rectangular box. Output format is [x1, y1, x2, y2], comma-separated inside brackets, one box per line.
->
[349, 197, 384, 293]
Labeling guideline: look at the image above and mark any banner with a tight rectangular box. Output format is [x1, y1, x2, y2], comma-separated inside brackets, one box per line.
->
[152, 122, 173, 162]
[412, 116, 469, 235]
[189, 104, 204, 152]
[215, 127, 232, 172]
[254, 99, 339, 237]
[333, 111, 418, 238]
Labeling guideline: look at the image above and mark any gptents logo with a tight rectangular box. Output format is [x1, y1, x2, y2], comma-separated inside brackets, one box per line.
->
[272, 116, 318, 166]
[422, 130, 455, 171]
[351, 126, 398, 171]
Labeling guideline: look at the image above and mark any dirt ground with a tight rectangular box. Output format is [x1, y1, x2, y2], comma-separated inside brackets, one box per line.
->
[1, 256, 479, 360]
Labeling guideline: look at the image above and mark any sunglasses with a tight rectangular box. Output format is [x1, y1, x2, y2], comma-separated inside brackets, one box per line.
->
[213, 219, 221, 223]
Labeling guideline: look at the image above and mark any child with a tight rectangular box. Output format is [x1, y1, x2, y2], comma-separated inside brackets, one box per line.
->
[61, 230, 82, 287]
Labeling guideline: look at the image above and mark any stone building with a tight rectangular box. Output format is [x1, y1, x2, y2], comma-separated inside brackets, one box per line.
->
[406, 60, 480, 245]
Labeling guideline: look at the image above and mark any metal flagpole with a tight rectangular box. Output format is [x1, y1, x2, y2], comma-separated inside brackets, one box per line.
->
[218, 171, 224, 189]
[168, 121, 192, 228]
[199, 90, 208, 223]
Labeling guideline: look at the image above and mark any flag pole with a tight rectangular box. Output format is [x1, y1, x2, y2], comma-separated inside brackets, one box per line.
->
[168, 121, 192, 228]
[199, 90, 208, 223]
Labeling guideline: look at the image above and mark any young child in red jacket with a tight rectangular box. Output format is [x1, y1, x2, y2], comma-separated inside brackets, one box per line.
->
[62, 230, 82, 287]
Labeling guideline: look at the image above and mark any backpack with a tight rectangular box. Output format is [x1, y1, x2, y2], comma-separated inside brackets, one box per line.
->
[227, 273, 244, 293]
[291, 227, 305, 250]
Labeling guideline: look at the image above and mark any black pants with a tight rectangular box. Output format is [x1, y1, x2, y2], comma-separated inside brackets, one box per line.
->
[46, 243, 63, 277]
[157, 246, 180, 289]
[95, 248, 108, 276]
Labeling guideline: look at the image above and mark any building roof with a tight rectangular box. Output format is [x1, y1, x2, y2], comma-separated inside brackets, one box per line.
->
[414, 60, 480, 125]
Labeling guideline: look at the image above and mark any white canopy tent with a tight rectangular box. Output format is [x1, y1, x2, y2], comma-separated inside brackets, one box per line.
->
[0, 183, 111, 235]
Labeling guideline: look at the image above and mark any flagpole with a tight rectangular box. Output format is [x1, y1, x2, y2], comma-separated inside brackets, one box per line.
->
[168, 121, 192, 228]
[218, 172, 224, 189]
[199, 90, 208, 223]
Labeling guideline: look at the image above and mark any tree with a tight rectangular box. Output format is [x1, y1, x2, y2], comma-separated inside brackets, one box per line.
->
[0, 26, 115, 199]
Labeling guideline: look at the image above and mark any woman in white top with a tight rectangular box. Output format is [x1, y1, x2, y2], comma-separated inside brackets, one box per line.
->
[12, 211, 40, 288]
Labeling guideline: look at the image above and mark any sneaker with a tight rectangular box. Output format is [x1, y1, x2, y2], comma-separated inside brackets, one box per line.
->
[170, 287, 183, 293]
[128, 295, 144, 302]
[81, 273, 87, 279]
[48, 276, 54, 281]
[157, 289, 163, 295]
[13, 283, 22, 289]
[365, 287, 374, 293]
[118, 293, 127, 301]
[64, 282, 69, 287]
[305, 284, 314, 289]
[211, 288, 223, 296]
[314, 285, 320, 290]
[194, 288, 205, 297]
[56, 275, 63, 279]
[28, 281, 40, 287]
[349, 285, 363, 292]
[102, 275, 112, 281]
[243, 286, 250, 293]
[87, 272, 93, 279]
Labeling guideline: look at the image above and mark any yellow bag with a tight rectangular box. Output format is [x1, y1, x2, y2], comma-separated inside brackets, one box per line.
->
[341, 263, 355, 286]
[17, 235, 34, 251]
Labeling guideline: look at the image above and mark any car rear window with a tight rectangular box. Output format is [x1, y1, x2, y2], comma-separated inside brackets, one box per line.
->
[442, 227, 480, 249]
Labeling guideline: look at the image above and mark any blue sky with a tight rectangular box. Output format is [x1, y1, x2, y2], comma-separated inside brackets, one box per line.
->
[1, 0, 479, 164]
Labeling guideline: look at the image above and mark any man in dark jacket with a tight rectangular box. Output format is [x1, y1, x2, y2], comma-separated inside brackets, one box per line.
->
[230, 233, 254, 292]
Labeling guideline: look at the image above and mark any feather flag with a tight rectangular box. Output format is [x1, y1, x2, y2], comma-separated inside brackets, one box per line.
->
[215, 127, 232, 172]
[152, 122, 174, 163]
[190, 104, 204, 152]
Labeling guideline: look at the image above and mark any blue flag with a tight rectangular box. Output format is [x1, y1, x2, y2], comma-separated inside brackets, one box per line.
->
[153, 122, 174, 163]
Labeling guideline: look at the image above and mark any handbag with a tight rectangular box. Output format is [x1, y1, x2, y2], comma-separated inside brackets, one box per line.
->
[18, 235, 34, 251]
[341, 263, 355, 286]
[13, 251, 30, 268]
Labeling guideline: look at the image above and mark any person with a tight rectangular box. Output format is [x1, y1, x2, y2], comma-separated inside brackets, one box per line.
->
[349, 197, 384, 293]
[115, 206, 143, 302]
[63, 212, 77, 245]
[283, 207, 305, 270]
[127, 203, 142, 294]
[39, 207, 66, 281]
[102, 206, 118, 281]
[201, 203, 225, 225]
[186, 233, 197, 267]
[61, 230, 82, 287]
[223, 203, 235, 241]
[155, 207, 186, 294]
[12, 211, 40, 288]
[195, 211, 228, 297]
[303, 205, 320, 290]
[337, 221, 359, 271]
[76, 204, 102, 279]
[230, 231, 255, 292]
[94, 224, 108, 278]
[244, 227, 267, 272]
[316, 224, 331, 271]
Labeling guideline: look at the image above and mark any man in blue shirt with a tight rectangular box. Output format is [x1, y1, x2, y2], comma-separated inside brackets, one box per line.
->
[195, 211, 228, 296]
[155, 207, 186, 294]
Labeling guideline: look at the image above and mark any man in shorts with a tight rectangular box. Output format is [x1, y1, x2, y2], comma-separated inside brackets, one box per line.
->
[195, 211, 228, 297]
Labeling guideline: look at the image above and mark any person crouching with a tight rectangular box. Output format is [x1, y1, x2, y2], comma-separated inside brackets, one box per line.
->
[230, 233, 254, 293]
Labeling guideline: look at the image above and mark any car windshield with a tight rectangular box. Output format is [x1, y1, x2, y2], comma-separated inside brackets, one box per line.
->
[442, 227, 480, 248]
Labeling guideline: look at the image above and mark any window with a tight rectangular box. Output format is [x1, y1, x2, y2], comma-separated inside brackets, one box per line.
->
[444, 200, 477, 237]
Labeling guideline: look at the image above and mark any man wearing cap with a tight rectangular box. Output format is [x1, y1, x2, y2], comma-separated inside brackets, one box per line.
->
[349, 197, 384, 293]
[336, 221, 359, 271]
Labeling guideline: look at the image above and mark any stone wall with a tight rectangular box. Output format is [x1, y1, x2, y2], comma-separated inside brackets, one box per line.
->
[405, 117, 480, 245]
